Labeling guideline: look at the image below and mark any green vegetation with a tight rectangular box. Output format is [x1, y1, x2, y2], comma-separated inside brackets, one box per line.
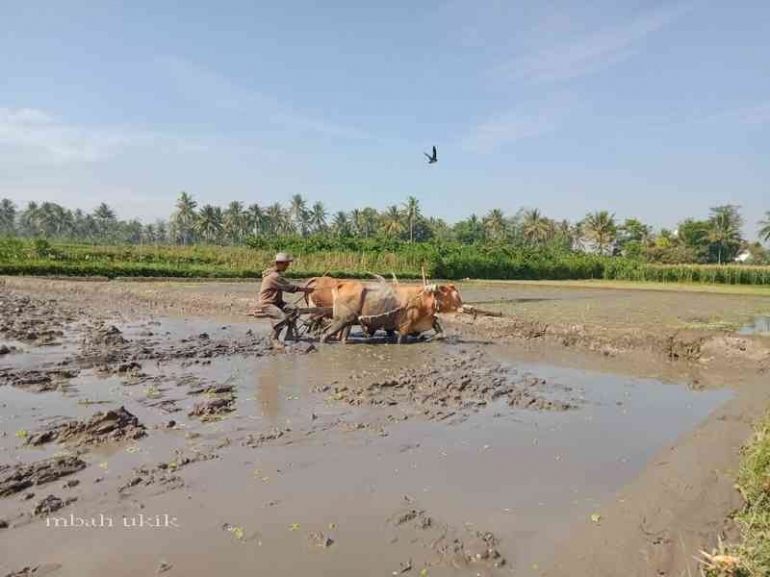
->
[1, 193, 769, 282]
[2, 238, 770, 284]
[704, 413, 770, 577]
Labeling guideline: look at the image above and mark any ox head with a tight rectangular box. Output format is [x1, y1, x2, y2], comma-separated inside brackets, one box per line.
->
[424, 283, 463, 313]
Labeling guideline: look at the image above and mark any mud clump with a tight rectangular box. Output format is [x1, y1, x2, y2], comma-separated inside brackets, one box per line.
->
[188, 395, 236, 420]
[321, 348, 576, 419]
[85, 325, 127, 347]
[118, 451, 218, 495]
[0, 368, 80, 392]
[242, 428, 290, 448]
[33, 494, 77, 516]
[26, 406, 146, 447]
[0, 456, 86, 498]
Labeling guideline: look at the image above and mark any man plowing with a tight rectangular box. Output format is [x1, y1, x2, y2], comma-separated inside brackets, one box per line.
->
[258, 252, 313, 345]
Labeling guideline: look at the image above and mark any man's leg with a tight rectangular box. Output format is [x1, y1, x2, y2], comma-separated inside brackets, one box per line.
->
[282, 304, 300, 341]
[261, 305, 288, 345]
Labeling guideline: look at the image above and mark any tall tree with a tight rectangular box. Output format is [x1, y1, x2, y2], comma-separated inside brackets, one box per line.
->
[172, 192, 198, 246]
[0, 199, 16, 235]
[708, 204, 743, 264]
[93, 203, 117, 241]
[331, 211, 351, 237]
[581, 211, 617, 255]
[195, 205, 223, 243]
[359, 208, 379, 239]
[381, 205, 405, 238]
[758, 211, 770, 244]
[483, 209, 506, 242]
[309, 202, 328, 233]
[521, 209, 553, 246]
[246, 204, 264, 236]
[289, 194, 310, 236]
[223, 201, 245, 245]
[402, 196, 421, 243]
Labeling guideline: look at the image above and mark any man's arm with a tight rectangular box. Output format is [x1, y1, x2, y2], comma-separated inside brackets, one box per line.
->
[273, 274, 311, 293]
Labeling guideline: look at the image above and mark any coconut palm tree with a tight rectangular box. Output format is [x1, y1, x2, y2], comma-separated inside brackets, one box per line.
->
[402, 196, 421, 243]
[522, 209, 553, 246]
[289, 194, 310, 236]
[331, 211, 351, 237]
[93, 203, 117, 241]
[758, 211, 770, 244]
[309, 202, 328, 233]
[581, 211, 617, 255]
[246, 204, 264, 236]
[0, 199, 17, 235]
[483, 209, 506, 242]
[381, 205, 405, 238]
[223, 201, 245, 245]
[359, 208, 379, 238]
[195, 205, 223, 243]
[172, 192, 198, 246]
[265, 203, 290, 236]
[708, 205, 743, 264]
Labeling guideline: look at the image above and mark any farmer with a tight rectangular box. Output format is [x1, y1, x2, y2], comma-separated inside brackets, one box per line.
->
[258, 252, 313, 345]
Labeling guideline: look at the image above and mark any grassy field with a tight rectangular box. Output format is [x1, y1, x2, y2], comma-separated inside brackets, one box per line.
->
[1, 239, 770, 285]
[704, 413, 770, 577]
[466, 279, 770, 296]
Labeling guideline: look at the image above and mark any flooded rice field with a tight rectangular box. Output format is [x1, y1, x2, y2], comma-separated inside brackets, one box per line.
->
[1, 279, 769, 577]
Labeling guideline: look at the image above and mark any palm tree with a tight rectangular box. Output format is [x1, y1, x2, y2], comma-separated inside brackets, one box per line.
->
[265, 203, 290, 236]
[522, 209, 553, 246]
[223, 201, 245, 245]
[93, 203, 117, 241]
[246, 204, 264, 236]
[0, 199, 16, 235]
[402, 196, 421, 243]
[350, 209, 363, 237]
[309, 202, 327, 233]
[331, 211, 351, 237]
[483, 209, 506, 241]
[758, 211, 770, 244]
[19, 202, 40, 237]
[581, 211, 617, 255]
[708, 205, 743, 264]
[195, 205, 223, 243]
[172, 192, 198, 246]
[381, 205, 405, 237]
[360, 208, 379, 238]
[289, 194, 310, 236]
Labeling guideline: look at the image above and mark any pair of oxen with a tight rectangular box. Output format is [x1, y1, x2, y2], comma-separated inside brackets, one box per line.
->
[303, 275, 463, 344]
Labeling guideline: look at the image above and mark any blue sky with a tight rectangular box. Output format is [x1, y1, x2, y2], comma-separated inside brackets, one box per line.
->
[1, 0, 768, 238]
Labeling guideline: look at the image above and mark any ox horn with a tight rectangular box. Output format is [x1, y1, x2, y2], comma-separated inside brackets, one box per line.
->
[391, 272, 399, 285]
[421, 265, 427, 287]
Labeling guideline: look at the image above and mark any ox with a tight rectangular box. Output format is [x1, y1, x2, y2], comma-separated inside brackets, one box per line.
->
[318, 277, 462, 344]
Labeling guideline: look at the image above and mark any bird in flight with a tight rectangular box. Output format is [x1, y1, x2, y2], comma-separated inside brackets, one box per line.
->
[424, 145, 438, 164]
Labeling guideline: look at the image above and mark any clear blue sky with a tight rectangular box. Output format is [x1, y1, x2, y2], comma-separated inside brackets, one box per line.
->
[1, 0, 768, 238]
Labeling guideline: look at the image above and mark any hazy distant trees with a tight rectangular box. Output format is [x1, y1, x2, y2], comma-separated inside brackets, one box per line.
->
[0, 192, 767, 264]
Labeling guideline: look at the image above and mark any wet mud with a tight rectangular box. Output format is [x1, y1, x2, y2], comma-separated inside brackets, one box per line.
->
[1, 279, 768, 577]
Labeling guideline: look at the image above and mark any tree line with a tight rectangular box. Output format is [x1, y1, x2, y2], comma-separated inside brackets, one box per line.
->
[1, 193, 769, 265]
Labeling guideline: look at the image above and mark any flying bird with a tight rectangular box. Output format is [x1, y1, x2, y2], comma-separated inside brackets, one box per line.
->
[424, 145, 438, 164]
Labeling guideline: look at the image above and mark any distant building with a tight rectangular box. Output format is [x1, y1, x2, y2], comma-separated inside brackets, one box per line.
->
[735, 250, 752, 263]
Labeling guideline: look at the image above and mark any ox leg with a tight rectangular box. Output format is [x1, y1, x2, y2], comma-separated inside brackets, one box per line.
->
[397, 333, 409, 345]
[341, 325, 353, 344]
[385, 329, 396, 341]
[321, 316, 354, 344]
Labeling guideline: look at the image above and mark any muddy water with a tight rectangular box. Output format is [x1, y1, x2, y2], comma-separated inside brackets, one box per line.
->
[739, 315, 770, 336]
[0, 312, 732, 577]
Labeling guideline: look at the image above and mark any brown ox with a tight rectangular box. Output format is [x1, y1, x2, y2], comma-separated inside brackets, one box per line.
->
[320, 279, 462, 344]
